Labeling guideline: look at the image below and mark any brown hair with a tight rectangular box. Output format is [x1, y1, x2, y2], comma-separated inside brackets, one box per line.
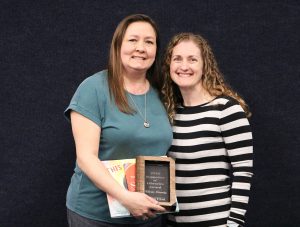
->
[108, 14, 160, 113]
[161, 33, 251, 122]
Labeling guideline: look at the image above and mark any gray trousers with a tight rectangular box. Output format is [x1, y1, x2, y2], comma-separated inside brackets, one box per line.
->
[67, 209, 165, 227]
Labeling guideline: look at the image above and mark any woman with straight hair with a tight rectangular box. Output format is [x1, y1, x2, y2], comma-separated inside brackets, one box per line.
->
[64, 14, 172, 227]
[161, 33, 253, 227]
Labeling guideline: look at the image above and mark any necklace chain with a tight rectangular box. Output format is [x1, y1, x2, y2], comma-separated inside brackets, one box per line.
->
[128, 92, 150, 128]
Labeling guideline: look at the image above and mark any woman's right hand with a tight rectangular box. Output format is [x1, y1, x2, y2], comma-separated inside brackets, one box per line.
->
[119, 191, 166, 220]
[70, 112, 165, 220]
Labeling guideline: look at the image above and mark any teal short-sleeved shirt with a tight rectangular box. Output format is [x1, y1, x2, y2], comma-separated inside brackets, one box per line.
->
[64, 70, 173, 224]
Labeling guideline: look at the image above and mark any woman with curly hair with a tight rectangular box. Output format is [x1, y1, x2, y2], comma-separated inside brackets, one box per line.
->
[161, 33, 253, 227]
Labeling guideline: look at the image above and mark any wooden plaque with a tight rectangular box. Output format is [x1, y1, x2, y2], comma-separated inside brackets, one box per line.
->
[136, 156, 176, 208]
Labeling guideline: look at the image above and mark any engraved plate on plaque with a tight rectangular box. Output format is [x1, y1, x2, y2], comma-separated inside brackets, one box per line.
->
[136, 156, 176, 208]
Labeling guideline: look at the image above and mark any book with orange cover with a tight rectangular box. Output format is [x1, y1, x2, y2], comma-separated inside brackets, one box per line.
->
[123, 160, 136, 192]
[102, 159, 136, 218]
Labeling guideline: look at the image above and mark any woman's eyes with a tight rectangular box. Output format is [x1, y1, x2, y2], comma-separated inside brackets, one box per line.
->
[145, 40, 154, 45]
[172, 57, 198, 62]
[128, 39, 154, 45]
[173, 57, 181, 61]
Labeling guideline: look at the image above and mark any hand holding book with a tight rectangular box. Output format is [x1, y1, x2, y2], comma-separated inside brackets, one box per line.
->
[118, 190, 166, 220]
[102, 157, 179, 218]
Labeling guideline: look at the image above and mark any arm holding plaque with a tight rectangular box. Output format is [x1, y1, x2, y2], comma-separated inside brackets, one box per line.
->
[70, 112, 165, 219]
[136, 156, 177, 211]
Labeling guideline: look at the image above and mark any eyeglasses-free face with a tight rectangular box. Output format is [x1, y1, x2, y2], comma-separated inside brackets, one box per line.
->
[120, 22, 157, 76]
[170, 40, 204, 91]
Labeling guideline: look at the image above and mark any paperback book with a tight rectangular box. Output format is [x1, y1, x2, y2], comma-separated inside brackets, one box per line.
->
[102, 159, 136, 218]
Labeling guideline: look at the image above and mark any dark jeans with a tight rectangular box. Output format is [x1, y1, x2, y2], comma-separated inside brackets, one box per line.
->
[67, 209, 165, 227]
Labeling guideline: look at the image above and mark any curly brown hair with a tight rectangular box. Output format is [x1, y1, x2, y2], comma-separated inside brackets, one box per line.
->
[161, 33, 251, 123]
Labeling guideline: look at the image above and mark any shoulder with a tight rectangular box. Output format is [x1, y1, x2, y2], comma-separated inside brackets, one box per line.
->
[70, 70, 110, 105]
[64, 70, 108, 124]
[215, 96, 247, 121]
[79, 70, 108, 90]
[207, 96, 243, 114]
[209, 95, 239, 107]
[74, 70, 109, 99]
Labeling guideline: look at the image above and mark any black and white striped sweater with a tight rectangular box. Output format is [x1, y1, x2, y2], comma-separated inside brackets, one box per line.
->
[167, 96, 253, 227]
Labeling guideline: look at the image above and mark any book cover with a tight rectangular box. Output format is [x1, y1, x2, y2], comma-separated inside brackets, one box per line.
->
[102, 159, 136, 218]
[123, 160, 136, 192]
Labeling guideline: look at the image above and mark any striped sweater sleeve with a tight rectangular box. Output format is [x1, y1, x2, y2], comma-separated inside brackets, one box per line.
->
[219, 99, 253, 227]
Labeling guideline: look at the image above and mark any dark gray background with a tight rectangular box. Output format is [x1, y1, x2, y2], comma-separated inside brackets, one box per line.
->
[1, 0, 299, 226]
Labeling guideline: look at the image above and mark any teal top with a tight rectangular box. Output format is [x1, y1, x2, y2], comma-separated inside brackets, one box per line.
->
[64, 70, 173, 224]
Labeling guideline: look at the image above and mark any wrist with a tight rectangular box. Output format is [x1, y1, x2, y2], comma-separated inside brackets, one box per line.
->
[115, 189, 130, 205]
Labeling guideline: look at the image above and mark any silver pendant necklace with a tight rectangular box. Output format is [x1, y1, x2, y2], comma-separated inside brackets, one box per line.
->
[128, 92, 150, 128]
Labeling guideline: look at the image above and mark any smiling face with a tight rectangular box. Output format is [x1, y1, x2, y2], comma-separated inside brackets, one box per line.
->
[120, 22, 157, 76]
[170, 40, 204, 90]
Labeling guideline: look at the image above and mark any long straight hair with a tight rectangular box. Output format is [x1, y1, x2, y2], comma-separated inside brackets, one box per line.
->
[108, 14, 160, 113]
